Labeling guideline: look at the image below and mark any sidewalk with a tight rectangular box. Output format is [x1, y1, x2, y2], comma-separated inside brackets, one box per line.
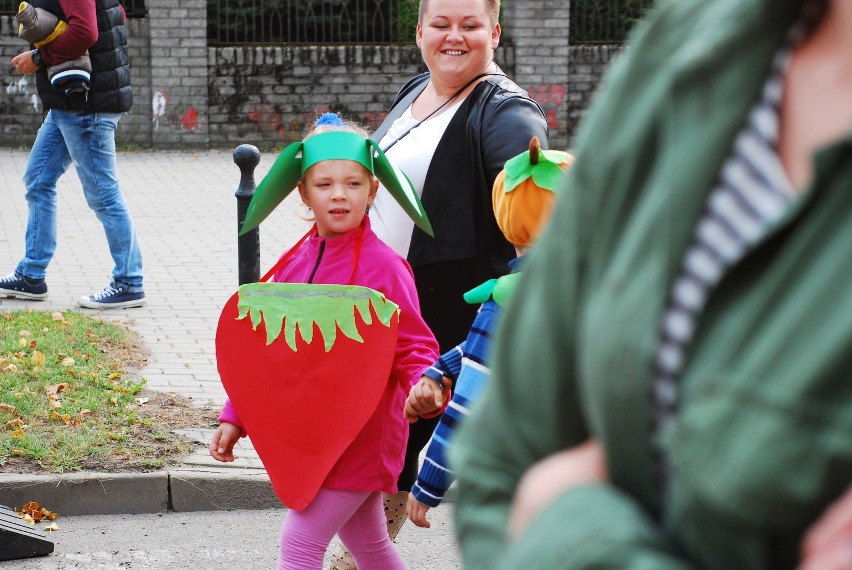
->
[0, 148, 316, 515]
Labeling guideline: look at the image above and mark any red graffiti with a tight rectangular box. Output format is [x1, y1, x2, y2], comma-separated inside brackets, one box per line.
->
[359, 112, 389, 131]
[527, 84, 567, 129]
[248, 104, 287, 139]
[180, 107, 199, 131]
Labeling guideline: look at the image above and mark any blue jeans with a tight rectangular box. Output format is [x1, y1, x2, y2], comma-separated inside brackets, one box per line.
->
[16, 110, 143, 289]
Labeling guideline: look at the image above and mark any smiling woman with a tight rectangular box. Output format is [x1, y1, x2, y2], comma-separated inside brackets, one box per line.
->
[316, 0, 551, 568]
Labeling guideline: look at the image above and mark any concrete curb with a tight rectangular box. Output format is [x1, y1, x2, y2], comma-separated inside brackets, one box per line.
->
[0, 468, 280, 516]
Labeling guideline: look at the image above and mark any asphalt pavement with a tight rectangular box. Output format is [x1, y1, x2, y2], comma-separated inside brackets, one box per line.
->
[0, 149, 463, 567]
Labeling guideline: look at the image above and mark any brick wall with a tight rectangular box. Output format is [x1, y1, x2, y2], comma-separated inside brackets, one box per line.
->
[504, 0, 570, 150]
[566, 45, 624, 149]
[1, 0, 581, 151]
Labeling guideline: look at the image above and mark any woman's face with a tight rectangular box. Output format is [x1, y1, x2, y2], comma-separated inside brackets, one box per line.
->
[416, 0, 500, 90]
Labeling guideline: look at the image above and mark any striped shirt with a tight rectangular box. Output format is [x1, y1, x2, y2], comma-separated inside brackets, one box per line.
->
[651, 8, 819, 499]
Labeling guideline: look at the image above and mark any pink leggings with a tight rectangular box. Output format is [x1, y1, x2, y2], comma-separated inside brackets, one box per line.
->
[278, 489, 406, 570]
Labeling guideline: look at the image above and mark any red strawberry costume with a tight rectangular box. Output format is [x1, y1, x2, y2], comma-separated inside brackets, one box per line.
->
[217, 217, 438, 507]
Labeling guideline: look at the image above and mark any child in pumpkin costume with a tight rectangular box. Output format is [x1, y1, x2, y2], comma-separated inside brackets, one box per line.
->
[210, 114, 439, 569]
[403, 137, 574, 528]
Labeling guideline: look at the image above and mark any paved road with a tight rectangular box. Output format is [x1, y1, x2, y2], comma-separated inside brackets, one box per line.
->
[0, 147, 309, 405]
[0, 149, 465, 569]
[0, 507, 462, 569]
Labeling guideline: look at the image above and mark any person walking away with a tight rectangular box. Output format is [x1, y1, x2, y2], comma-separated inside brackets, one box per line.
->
[3, 0, 144, 309]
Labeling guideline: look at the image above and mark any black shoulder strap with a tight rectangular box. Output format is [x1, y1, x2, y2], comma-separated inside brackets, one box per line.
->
[371, 78, 429, 144]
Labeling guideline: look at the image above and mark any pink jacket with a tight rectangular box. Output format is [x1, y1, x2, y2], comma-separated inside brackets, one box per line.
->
[219, 217, 438, 493]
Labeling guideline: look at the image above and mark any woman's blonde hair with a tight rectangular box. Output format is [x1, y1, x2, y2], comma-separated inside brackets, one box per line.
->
[418, 0, 500, 27]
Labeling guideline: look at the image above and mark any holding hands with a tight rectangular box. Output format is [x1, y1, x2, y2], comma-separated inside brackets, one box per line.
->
[403, 375, 452, 422]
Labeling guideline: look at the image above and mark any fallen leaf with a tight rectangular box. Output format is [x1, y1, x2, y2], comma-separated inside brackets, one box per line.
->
[61, 357, 75, 367]
[5, 418, 25, 428]
[51, 312, 64, 321]
[11, 449, 27, 456]
[41, 327, 49, 333]
[0, 358, 7, 367]
[2, 364, 18, 373]
[0, 403, 17, 415]
[31, 351, 45, 366]
[136, 397, 150, 405]
[45, 383, 69, 396]
[11, 429, 25, 437]
[108, 372, 122, 380]
[43, 522, 59, 531]
[18, 330, 32, 337]
[18, 337, 27, 347]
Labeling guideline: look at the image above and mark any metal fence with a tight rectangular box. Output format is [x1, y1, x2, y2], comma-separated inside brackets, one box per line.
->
[0, 0, 147, 17]
[570, 0, 655, 44]
[207, 0, 418, 45]
[0, 0, 653, 45]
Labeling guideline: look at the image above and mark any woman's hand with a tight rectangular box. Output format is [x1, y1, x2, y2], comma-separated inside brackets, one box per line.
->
[407, 492, 433, 528]
[209, 422, 242, 462]
[507, 439, 608, 541]
[403, 376, 451, 422]
[798, 483, 852, 570]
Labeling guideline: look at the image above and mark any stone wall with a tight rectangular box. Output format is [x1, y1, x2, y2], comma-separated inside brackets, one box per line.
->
[566, 45, 624, 148]
[1, 0, 580, 150]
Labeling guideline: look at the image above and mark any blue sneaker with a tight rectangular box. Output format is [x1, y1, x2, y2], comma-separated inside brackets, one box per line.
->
[0, 272, 48, 300]
[77, 282, 146, 309]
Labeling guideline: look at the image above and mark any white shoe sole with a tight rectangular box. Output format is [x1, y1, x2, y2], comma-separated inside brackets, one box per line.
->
[77, 297, 146, 309]
[0, 289, 48, 300]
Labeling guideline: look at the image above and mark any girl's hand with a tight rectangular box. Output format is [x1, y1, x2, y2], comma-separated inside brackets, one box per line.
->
[209, 422, 242, 462]
[798, 483, 852, 570]
[507, 439, 608, 541]
[403, 376, 451, 422]
[407, 492, 433, 528]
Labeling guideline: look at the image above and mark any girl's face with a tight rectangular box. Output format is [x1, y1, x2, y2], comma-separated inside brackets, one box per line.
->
[416, 0, 500, 91]
[298, 160, 379, 238]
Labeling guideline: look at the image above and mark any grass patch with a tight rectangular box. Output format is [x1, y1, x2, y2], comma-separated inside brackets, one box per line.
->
[0, 309, 217, 474]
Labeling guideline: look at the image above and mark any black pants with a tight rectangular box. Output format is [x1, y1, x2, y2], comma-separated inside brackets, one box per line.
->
[397, 259, 482, 491]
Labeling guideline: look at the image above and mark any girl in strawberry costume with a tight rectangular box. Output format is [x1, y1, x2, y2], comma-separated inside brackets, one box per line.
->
[210, 113, 439, 569]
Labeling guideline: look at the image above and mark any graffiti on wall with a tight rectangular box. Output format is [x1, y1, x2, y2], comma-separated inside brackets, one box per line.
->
[358, 111, 388, 131]
[246, 105, 346, 141]
[152, 89, 200, 131]
[244, 105, 390, 142]
[527, 84, 567, 130]
[5, 76, 40, 113]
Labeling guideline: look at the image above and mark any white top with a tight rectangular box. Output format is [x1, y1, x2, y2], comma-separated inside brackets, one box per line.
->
[371, 100, 463, 257]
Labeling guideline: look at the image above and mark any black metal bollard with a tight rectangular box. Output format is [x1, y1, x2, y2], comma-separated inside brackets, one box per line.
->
[233, 144, 261, 285]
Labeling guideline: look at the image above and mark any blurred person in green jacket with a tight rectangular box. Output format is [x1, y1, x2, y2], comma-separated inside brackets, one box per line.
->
[450, 0, 852, 568]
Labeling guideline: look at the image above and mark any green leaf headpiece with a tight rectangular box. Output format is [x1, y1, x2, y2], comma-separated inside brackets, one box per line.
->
[240, 130, 433, 237]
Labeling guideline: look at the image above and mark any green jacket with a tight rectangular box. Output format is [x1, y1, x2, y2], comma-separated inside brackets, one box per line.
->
[451, 0, 852, 568]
